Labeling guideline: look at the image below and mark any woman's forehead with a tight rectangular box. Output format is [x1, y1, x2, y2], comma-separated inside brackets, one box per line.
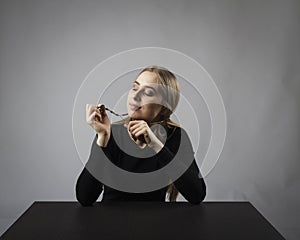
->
[136, 71, 159, 85]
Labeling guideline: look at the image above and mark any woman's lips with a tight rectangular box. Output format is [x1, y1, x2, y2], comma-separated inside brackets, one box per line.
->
[129, 103, 141, 111]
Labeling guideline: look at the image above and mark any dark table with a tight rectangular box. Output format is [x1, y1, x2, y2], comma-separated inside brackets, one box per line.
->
[0, 201, 284, 240]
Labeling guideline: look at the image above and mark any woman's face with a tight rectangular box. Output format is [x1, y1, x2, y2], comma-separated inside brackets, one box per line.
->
[127, 71, 164, 123]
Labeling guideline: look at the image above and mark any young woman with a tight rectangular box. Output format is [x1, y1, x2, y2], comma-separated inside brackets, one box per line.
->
[76, 66, 206, 205]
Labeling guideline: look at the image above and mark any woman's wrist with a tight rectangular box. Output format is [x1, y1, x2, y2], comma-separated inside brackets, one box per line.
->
[148, 140, 164, 153]
[96, 130, 111, 147]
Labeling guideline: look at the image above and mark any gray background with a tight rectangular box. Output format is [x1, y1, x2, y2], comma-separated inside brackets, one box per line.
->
[0, 0, 299, 239]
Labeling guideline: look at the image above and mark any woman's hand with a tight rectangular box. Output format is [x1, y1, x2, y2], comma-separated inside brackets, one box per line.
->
[124, 120, 164, 152]
[86, 103, 111, 147]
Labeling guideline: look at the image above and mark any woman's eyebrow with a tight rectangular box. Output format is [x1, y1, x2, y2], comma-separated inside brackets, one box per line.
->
[133, 81, 157, 92]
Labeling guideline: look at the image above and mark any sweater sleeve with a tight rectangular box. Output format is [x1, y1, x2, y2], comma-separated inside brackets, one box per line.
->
[75, 167, 103, 206]
[155, 127, 206, 204]
[76, 129, 120, 206]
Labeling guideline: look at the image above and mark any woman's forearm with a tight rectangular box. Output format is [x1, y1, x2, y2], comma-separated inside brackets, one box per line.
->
[76, 168, 103, 206]
[96, 131, 111, 147]
[148, 140, 164, 153]
[172, 160, 206, 204]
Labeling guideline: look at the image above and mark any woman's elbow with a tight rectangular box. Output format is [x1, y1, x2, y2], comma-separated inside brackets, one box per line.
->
[189, 180, 206, 204]
[189, 189, 206, 205]
[76, 193, 95, 207]
[75, 185, 95, 206]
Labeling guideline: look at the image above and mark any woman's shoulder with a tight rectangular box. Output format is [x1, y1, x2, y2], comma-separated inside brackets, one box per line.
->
[165, 122, 187, 133]
[166, 124, 193, 146]
[164, 122, 192, 143]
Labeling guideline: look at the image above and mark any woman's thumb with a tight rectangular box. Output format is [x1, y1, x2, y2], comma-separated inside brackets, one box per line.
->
[97, 104, 106, 114]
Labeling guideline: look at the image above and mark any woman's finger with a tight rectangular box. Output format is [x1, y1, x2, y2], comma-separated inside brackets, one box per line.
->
[128, 123, 140, 132]
[135, 138, 147, 147]
[128, 122, 141, 132]
[86, 104, 96, 116]
[86, 104, 92, 120]
[126, 121, 135, 130]
[86, 104, 98, 121]
[127, 120, 143, 128]
[135, 129, 151, 144]
[135, 128, 148, 139]
[97, 104, 108, 117]
[128, 120, 146, 132]
[131, 125, 145, 136]
[95, 110, 102, 122]
[87, 111, 102, 123]
[86, 103, 105, 119]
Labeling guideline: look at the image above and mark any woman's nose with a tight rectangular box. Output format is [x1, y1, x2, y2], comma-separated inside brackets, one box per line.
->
[133, 89, 142, 101]
[133, 94, 140, 102]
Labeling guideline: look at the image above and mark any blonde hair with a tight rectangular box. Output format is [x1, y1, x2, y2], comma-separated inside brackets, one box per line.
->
[114, 65, 181, 202]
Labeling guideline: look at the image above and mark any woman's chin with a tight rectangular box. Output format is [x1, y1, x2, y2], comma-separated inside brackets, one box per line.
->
[130, 112, 143, 120]
[129, 109, 141, 117]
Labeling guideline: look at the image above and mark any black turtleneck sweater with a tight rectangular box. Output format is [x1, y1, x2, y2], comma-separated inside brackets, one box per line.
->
[76, 123, 206, 205]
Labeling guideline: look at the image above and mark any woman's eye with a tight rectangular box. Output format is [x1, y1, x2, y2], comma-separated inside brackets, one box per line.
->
[131, 85, 154, 96]
[145, 91, 154, 96]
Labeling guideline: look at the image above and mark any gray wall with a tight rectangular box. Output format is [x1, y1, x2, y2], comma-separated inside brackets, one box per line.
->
[1, 0, 299, 239]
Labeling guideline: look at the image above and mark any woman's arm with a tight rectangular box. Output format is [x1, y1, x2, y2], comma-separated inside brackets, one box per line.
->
[155, 127, 206, 204]
[76, 127, 121, 206]
[76, 167, 103, 206]
[172, 159, 206, 204]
